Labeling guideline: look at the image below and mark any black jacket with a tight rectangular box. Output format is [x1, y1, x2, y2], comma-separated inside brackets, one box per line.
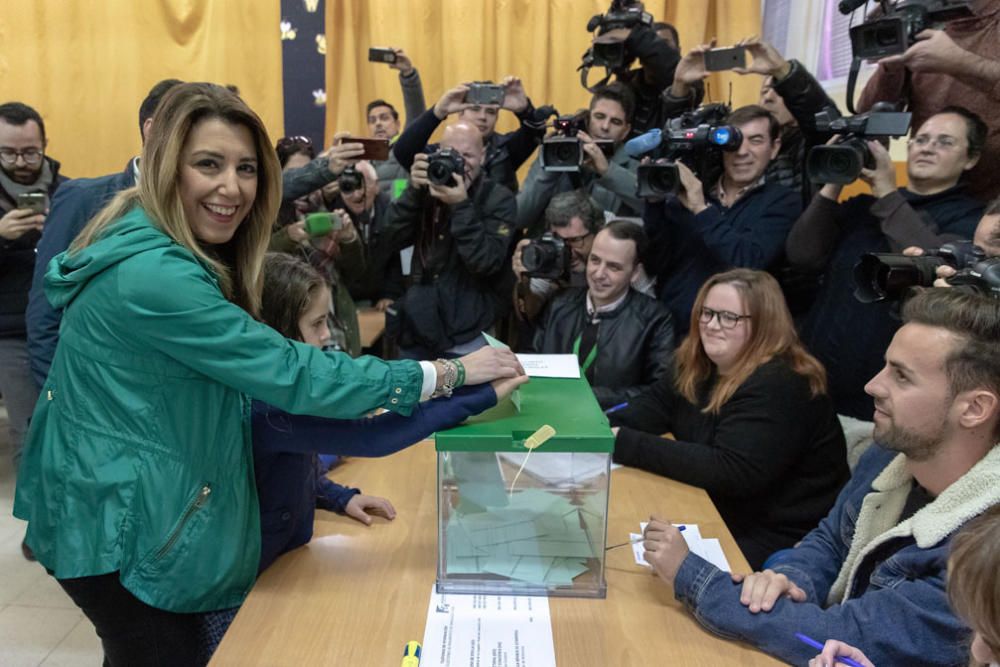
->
[610, 358, 849, 570]
[338, 192, 405, 303]
[532, 287, 675, 409]
[383, 175, 517, 354]
[1, 156, 68, 338]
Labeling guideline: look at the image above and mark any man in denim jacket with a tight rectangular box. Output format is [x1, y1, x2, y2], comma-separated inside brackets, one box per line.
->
[641, 288, 1000, 666]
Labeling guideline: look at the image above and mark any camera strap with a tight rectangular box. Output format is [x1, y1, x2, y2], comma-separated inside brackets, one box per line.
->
[579, 63, 614, 94]
[846, 55, 863, 114]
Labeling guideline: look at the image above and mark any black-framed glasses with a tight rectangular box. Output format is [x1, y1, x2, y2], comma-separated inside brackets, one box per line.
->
[0, 148, 43, 167]
[560, 232, 593, 249]
[699, 306, 751, 329]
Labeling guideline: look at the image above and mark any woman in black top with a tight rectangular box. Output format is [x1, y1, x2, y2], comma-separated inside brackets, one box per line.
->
[611, 269, 848, 569]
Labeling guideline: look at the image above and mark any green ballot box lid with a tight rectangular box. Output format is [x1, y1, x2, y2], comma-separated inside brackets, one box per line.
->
[435, 376, 613, 453]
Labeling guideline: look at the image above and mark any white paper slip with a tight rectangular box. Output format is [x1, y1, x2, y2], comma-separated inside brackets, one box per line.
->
[497, 452, 611, 486]
[633, 523, 730, 572]
[515, 354, 581, 378]
[420, 586, 557, 667]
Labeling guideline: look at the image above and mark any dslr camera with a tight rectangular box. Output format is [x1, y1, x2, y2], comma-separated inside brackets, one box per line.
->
[633, 103, 743, 197]
[584, 0, 654, 69]
[844, 0, 973, 60]
[521, 233, 571, 281]
[806, 103, 911, 184]
[338, 166, 363, 194]
[426, 148, 466, 187]
[541, 111, 615, 172]
[853, 240, 1000, 302]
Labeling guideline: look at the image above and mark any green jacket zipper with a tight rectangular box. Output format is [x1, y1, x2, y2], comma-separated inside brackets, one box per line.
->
[153, 484, 212, 561]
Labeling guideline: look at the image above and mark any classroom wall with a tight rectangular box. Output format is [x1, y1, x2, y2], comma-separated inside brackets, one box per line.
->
[0, 1, 284, 179]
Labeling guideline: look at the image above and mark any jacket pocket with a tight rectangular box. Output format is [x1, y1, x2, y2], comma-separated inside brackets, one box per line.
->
[148, 483, 212, 564]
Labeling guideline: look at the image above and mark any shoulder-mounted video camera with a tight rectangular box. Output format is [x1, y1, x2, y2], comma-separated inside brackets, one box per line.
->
[806, 103, 911, 184]
[854, 240, 1000, 302]
[540, 110, 616, 173]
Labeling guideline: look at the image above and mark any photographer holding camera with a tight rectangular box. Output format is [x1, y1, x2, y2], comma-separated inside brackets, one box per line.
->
[382, 122, 517, 359]
[787, 107, 986, 419]
[517, 82, 642, 236]
[582, 2, 687, 134]
[531, 220, 674, 410]
[365, 47, 427, 193]
[643, 105, 801, 336]
[858, 0, 1000, 202]
[391, 77, 547, 194]
[511, 190, 604, 325]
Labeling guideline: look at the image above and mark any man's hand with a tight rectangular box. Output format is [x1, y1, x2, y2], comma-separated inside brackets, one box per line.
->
[882, 29, 969, 75]
[324, 132, 365, 176]
[410, 153, 431, 188]
[433, 85, 471, 120]
[285, 220, 309, 244]
[731, 568, 807, 613]
[859, 140, 896, 199]
[642, 517, 690, 585]
[676, 161, 708, 214]
[578, 131, 610, 177]
[733, 36, 791, 80]
[387, 47, 415, 76]
[343, 493, 397, 526]
[0, 207, 45, 241]
[429, 176, 468, 205]
[670, 41, 714, 97]
[512, 238, 532, 281]
[500, 76, 529, 114]
[374, 298, 395, 312]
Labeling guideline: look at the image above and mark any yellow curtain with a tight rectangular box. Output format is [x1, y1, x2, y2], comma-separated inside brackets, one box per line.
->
[324, 0, 762, 143]
[0, 1, 284, 179]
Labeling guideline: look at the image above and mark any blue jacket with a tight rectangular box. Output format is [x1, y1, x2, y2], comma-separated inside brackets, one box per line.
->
[26, 159, 136, 387]
[671, 444, 1000, 666]
[644, 181, 801, 336]
[252, 384, 496, 573]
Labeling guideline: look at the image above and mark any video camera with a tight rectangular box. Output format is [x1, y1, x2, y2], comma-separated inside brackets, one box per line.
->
[426, 148, 465, 186]
[521, 232, 572, 281]
[806, 103, 911, 184]
[841, 0, 973, 60]
[626, 103, 743, 197]
[853, 240, 1000, 302]
[540, 111, 616, 172]
[584, 0, 654, 69]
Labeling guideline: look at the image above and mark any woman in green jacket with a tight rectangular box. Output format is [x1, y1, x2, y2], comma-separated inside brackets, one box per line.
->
[13, 83, 523, 666]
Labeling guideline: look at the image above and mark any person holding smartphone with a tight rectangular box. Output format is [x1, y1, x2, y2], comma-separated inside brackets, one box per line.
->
[0, 101, 67, 476]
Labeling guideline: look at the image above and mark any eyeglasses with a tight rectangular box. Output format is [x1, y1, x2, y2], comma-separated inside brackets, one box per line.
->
[699, 306, 751, 329]
[907, 134, 961, 151]
[0, 148, 43, 167]
[560, 232, 593, 248]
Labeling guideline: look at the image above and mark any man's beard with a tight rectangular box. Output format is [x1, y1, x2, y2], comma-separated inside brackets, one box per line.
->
[875, 418, 945, 462]
[2, 164, 40, 185]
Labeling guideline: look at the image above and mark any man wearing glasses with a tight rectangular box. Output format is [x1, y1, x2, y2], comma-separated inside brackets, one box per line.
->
[786, 107, 986, 420]
[531, 221, 674, 410]
[0, 101, 67, 474]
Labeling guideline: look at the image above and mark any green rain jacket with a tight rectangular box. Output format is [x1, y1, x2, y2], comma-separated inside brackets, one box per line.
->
[13, 207, 423, 612]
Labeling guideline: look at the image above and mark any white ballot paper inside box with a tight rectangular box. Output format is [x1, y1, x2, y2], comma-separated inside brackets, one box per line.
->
[420, 585, 557, 667]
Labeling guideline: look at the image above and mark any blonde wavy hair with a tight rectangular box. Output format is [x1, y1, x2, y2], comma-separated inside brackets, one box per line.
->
[674, 269, 828, 414]
[71, 82, 281, 316]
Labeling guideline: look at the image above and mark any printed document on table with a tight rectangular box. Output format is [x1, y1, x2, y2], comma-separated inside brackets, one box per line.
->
[420, 586, 557, 667]
[514, 354, 581, 378]
[632, 522, 731, 572]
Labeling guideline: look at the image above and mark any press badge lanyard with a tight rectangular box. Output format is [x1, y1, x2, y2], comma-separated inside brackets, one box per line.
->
[572, 332, 599, 375]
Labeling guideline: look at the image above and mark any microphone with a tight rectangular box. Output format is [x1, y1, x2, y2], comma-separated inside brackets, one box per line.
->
[838, 0, 869, 15]
[625, 129, 662, 158]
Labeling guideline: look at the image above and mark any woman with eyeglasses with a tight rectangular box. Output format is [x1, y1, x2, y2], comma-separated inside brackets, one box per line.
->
[609, 268, 849, 569]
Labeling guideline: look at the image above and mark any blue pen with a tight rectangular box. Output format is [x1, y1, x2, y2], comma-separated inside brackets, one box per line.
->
[604, 402, 628, 414]
[794, 633, 866, 667]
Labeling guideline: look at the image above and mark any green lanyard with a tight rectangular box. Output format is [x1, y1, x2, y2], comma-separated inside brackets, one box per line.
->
[572, 334, 599, 375]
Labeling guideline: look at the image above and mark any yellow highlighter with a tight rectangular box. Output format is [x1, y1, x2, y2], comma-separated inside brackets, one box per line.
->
[402, 640, 421, 667]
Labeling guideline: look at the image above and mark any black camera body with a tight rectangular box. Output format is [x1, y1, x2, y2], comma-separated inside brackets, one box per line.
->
[806, 104, 912, 184]
[853, 240, 990, 302]
[635, 104, 743, 198]
[541, 112, 615, 173]
[947, 257, 1000, 298]
[426, 148, 466, 187]
[521, 233, 571, 281]
[338, 166, 363, 194]
[849, 1, 973, 60]
[585, 1, 654, 69]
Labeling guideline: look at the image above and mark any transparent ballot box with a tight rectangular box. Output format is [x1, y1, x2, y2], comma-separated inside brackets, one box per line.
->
[435, 376, 613, 598]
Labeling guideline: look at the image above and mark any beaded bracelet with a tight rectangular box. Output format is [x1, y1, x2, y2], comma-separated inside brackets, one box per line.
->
[432, 359, 458, 398]
[452, 358, 466, 388]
